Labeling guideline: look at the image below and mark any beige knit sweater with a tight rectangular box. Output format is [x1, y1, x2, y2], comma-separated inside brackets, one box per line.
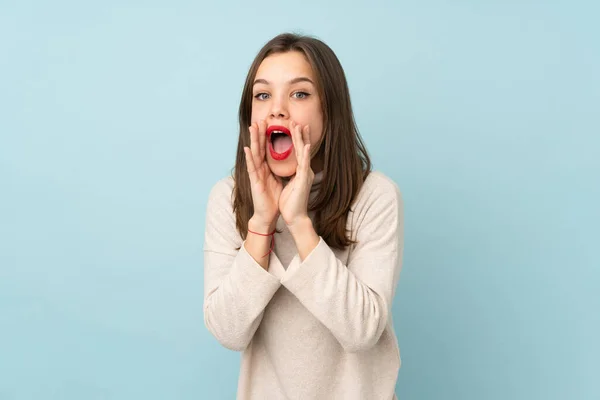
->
[203, 170, 404, 400]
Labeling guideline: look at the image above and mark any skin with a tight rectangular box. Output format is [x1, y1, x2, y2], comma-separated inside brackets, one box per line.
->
[243, 51, 323, 268]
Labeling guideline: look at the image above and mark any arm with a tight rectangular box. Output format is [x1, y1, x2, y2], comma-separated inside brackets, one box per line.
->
[280, 179, 403, 353]
[203, 180, 282, 351]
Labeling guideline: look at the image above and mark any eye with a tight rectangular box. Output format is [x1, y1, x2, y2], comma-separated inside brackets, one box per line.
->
[254, 92, 270, 100]
[292, 91, 310, 99]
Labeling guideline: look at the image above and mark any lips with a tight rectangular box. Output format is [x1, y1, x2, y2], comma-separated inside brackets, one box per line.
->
[266, 125, 293, 161]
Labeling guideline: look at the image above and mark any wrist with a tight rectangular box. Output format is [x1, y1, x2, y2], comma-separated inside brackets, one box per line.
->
[248, 216, 277, 234]
[287, 216, 320, 261]
[286, 215, 313, 237]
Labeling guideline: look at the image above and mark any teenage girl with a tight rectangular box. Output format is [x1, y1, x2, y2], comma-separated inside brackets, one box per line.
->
[203, 32, 404, 400]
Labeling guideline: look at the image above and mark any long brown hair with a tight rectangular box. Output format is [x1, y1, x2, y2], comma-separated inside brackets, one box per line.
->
[232, 33, 372, 250]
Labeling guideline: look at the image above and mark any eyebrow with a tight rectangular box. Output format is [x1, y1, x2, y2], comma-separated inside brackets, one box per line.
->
[253, 77, 315, 86]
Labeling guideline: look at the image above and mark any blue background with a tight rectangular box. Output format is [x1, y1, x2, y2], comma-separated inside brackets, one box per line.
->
[1, 1, 598, 399]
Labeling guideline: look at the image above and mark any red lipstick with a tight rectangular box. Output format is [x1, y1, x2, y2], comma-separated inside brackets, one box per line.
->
[266, 125, 293, 161]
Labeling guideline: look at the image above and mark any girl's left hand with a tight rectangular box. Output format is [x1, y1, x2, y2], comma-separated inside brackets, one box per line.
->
[279, 121, 314, 228]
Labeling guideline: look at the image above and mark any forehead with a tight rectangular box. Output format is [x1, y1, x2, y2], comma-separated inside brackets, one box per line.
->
[255, 51, 314, 81]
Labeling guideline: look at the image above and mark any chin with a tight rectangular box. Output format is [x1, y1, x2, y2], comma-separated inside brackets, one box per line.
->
[267, 159, 297, 178]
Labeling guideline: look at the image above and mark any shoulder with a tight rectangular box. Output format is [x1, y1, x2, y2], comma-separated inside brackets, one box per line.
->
[356, 170, 403, 208]
[348, 170, 403, 230]
[207, 175, 235, 203]
[204, 175, 242, 247]
[206, 175, 236, 216]
[347, 170, 404, 245]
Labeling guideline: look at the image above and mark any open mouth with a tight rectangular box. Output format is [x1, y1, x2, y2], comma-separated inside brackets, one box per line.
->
[266, 125, 293, 161]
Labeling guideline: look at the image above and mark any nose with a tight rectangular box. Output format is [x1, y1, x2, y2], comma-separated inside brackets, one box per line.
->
[269, 95, 289, 119]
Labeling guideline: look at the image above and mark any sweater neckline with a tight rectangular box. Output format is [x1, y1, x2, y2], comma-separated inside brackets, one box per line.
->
[280, 170, 324, 201]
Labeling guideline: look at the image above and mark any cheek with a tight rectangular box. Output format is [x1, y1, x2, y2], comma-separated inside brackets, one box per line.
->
[250, 102, 267, 121]
[295, 105, 323, 144]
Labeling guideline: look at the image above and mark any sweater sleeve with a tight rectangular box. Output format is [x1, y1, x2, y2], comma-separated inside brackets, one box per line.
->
[280, 177, 403, 353]
[203, 179, 282, 351]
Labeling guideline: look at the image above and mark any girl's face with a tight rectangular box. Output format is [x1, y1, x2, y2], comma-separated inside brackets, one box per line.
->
[251, 51, 324, 177]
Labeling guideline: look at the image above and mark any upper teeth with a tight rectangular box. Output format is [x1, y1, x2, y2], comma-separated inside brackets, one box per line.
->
[272, 130, 284, 134]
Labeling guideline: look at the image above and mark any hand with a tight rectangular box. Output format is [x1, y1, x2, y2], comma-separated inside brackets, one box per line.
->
[244, 120, 282, 230]
[279, 121, 314, 228]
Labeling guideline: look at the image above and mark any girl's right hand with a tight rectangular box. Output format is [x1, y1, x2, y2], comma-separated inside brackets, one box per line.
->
[243, 120, 282, 231]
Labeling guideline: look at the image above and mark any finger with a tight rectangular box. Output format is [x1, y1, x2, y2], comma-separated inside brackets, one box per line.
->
[286, 174, 296, 189]
[302, 125, 310, 146]
[258, 119, 267, 160]
[297, 124, 306, 168]
[291, 121, 303, 165]
[289, 120, 297, 158]
[244, 146, 258, 183]
[249, 123, 261, 165]
[304, 144, 311, 174]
